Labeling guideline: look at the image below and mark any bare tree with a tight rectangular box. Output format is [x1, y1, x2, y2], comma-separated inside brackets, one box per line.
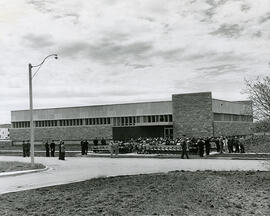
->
[245, 76, 270, 120]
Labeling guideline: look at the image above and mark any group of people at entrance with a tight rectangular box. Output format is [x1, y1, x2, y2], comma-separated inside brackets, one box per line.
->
[28, 135, 246, 160]
[44, 140, 65, 160]
[126, 135, 246, 158]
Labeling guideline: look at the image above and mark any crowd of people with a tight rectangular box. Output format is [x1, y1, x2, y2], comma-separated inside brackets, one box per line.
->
[69, 136, 247, 158]
[22, 135, 246, 160]
[109, 135, 246, 158]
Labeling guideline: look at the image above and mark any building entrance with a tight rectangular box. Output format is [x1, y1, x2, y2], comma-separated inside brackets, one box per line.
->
[113, 125, 168, 141]
[164, 127, 173, 139]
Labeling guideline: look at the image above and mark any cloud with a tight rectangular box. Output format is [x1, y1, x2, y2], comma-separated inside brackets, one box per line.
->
[22, 34, 55, 48]
[27, 0, 56, 14]
[196, 64, 247, 77]
[0, 0, 270, 123]
[210, 24, 243, 38]
[125, 62, 152, 69]
[60, 40, 153, 64]
[259, 12, 270, 23]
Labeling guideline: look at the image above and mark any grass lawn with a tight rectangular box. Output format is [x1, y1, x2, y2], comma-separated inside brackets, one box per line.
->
[0, 161, 45, 173]
[0, 171, 269, 216]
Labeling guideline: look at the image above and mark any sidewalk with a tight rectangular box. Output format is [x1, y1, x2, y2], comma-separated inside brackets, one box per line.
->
[0, 156, 268, 195]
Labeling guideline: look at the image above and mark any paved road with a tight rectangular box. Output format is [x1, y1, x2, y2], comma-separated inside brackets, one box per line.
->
[0, 156, 268, 195]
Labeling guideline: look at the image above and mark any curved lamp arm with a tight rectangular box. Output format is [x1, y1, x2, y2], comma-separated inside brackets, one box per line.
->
[31, 54, 58, 79]
[31, 54, 58, 68]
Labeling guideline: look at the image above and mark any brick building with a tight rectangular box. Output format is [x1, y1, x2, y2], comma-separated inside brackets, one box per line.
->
[10, 92, 253, 144]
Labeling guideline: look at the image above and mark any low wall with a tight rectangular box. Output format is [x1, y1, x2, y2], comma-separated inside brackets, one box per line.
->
[213, 121, 253, 137]
[10, 125, 113, 142]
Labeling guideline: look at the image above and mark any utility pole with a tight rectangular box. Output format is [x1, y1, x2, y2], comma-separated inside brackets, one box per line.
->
[28, 54, 58, 167]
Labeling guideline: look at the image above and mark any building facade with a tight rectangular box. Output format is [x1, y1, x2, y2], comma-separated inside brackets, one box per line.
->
[10, 92, 253, 144]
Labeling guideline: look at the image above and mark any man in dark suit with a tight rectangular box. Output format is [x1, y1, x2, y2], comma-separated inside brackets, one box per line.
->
[22, 140, 27, 157]
[227, 137, 233, 153]
[181, 137, 189, 159]
[197, 138, 204, 157]
[45, 141, 50, 157]
[80, 139, 85, 155]
[93, 137, 98, 146]
[101, 137, 106, 145]
[50, 140, 56, 157]
[84, 140, 89, 155]
[234, 137, 240, 153]
[214, 138, 220, 153]
[26, 140, 30, 157]
[205, 137, 211, 155]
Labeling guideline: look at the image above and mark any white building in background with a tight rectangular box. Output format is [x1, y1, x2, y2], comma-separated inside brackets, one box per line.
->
[0, 124, 10, 140]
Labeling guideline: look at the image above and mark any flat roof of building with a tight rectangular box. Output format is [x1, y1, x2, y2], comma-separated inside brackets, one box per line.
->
[12, 100, 172, 113]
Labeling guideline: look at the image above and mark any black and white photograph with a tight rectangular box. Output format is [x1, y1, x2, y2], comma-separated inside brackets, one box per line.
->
[0, 0, 269, 215]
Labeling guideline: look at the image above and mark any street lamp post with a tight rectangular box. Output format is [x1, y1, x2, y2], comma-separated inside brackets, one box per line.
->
[28, 54, 58, 167]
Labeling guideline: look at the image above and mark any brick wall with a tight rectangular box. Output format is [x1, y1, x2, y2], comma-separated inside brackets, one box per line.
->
[213, 121, 253, 136]
[10, 125, 113, 142]
[172, 92, 213, 138]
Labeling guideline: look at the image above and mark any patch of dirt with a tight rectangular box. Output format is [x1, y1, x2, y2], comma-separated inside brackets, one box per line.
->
[0, 162, 45, 173]
[0, 171, 269, 215]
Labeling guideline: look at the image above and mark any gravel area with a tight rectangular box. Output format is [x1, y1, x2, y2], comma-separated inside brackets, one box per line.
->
[0, 171, 269, 216]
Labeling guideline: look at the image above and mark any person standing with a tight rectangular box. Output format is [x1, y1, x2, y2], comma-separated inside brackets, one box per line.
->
[22, 140, 27, 157]
[223, 137, 228, 153]
[59, 140, 65, 160]
[227, 137, 233, 153]
[231, 137, 236, 152]
[205, 137, 211, 156]
[58, 140, 62, 160]
[181, 137, 189, 159]
[26, 140, 30, 157]
[45, 141, 50, 157]
[197, 138, 204, 157]
[101, 137, 106, 145]
[50, 140, 56, 157]
[80, 139, 85, 155]
[93, 137, 98, 146]
[234, 137, 240, 153]
[239, 136, 245, 153]
[214, 138, 220, 153]
[219, 136, 224, 154]
[109, 141, 114, 158]
[84, 140, 89, 155]
[114, 141, 119, 157]
[165, 137, 170, 145]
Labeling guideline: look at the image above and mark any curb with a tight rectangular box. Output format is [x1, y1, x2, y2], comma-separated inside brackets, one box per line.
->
[78, 154, 270, 160]
[0, 166, 50, 177]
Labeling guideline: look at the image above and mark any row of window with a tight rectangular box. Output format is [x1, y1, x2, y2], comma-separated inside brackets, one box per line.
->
[112, 115, 173, 126]
[13, 113, 252, 128]
[11, 115, 173, 128]
[12, 117, 111, 128]
[85, 118, 111, 125]
[13, 121, 30, 128]
[213, 113, 253, 122]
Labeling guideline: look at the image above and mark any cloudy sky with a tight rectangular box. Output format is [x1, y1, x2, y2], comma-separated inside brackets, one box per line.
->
[0, 0, 270, 123]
